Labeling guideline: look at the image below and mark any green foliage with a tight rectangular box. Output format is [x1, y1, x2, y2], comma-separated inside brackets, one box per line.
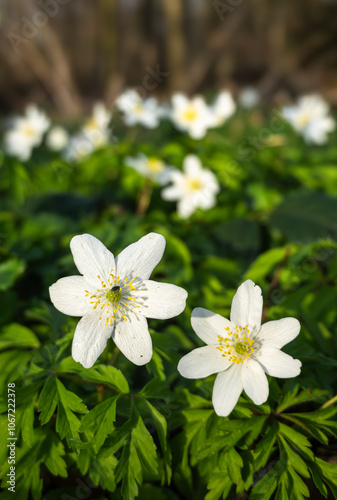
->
[0, 107, 336, 500]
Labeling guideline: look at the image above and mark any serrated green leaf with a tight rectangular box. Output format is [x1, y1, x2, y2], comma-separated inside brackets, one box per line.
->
[89, 448, 118, 492]
[253, 423, 278, 470]
[205, 471, 233, 500]
[38, 376, 58, 425]
[137, 399, 172, 482]
[41, 430, 68, 478]
[80, 395, 118, 450]
[132, 410, 158, 475]
[250, 459, 287, 500]
[79, 365, 129, 393]
[277, 435, 309, 478]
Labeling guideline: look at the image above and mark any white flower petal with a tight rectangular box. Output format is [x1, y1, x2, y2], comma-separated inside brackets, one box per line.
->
[184, 155, 202, 176]
[49, 276, 92, 316]
[191, 308, 233, 345]
[178, 345, 232, 379]
[230, 279, 263, 333]
[112, 313, 152, 366]
[241, 358, 269, 405]
[212, 364, 243, 417]
[257, 348, 302, 378]
[177, 198, 197, 218]
[133, 280, 187, 319]
[72, 310, 114, 369]
[115, 233, 165, 280]
[70, 234, 115, 287]
[161, 185, 182, 201]
[257, 318, 300, 349]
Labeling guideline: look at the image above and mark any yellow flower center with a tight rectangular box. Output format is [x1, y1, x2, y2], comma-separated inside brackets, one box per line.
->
[216, 325, 255, 364]
[84, 118, 98, 130]
[134, 103, 144, 115]
[23, 125, 35, 137]
[182, 106, 198, 122]
[297, 112, 312, 127]
[188, 178, 202, 191]
[85, 272, 140, 326]
[147, 158, 164, 173]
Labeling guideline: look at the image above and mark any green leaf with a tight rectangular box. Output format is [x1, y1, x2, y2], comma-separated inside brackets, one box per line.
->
[41, 430, 68, 478]
[55, 378, 87, 445]
[38, 376, 86, 446]
[79, 365, 129, 393]
[0, 257, 25, 291]
[250, 459, 287, 500]
[244, 247, 291, 283]
[137, 398, 172, 482]
[270, 192, 337, 243]
[0, 323, 40, 351]
[89, 447, 118, 492]
[205, 471, 233, 500]
[80, 395, 119, 450]
[38, 376, 58, 425]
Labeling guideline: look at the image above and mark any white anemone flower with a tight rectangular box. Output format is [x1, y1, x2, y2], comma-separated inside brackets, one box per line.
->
[4, 105, 50, 161]
[46, 126, 69, 152]
[63, 133, 94, 162]
[178, 280, 301, 417]
[281, 94, 335, 145]
[210, 90, 236, 126]
[82, 102, 112, 148]
[161, 155, 220, 218]
[238, 87, 260, 109]
[170, 93, 214, 139]
[124, 154, 175, 185]
[49, 233, 187, 369]
[115, 89, 162, 129]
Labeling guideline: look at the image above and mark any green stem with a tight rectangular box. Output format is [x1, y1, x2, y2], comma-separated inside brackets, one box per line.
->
[320, 394, 337, 410]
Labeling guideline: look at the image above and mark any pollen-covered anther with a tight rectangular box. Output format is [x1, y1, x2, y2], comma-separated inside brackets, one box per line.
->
[218, 325, 255, 364]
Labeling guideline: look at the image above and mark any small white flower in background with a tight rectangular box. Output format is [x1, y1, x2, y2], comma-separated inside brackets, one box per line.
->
[49, 233, 187, 369]
[210, 90, 236, 126]
[281, 94, 335, 145]
[63, 133, 94, 163]
[170, 93, 214, 139]
[46, 126, 69, 152]
[115, 89, 162, 129]
[161, 154, 220, 218]
[178, 280, 301, 417]
[124, 154, 175, 185]
[238, 87, 260, 109]
[4, 105, 50, 161]
[82, 102, 112, 148]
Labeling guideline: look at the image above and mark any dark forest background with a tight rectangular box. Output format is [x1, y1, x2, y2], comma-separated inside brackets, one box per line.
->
[1, 0, 337, 119]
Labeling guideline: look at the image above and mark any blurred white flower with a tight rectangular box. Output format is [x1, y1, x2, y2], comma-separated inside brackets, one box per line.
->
[238, 87, 260, 109]
[170, 93, 214, 139]
[82, 102, 112, 148]
[178, 280, 302, 417]
[64, 133, 94, 163]
[161, 154, 220, 218]
[124, 154, 174, 185]
[281, 94, 335, 144]
[4, 105, 50, 161]
[46, 126, 69, 151]
[49, 233, 187, 368]
[115, 89, 162, 128]
[210, 90, 236, 126]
